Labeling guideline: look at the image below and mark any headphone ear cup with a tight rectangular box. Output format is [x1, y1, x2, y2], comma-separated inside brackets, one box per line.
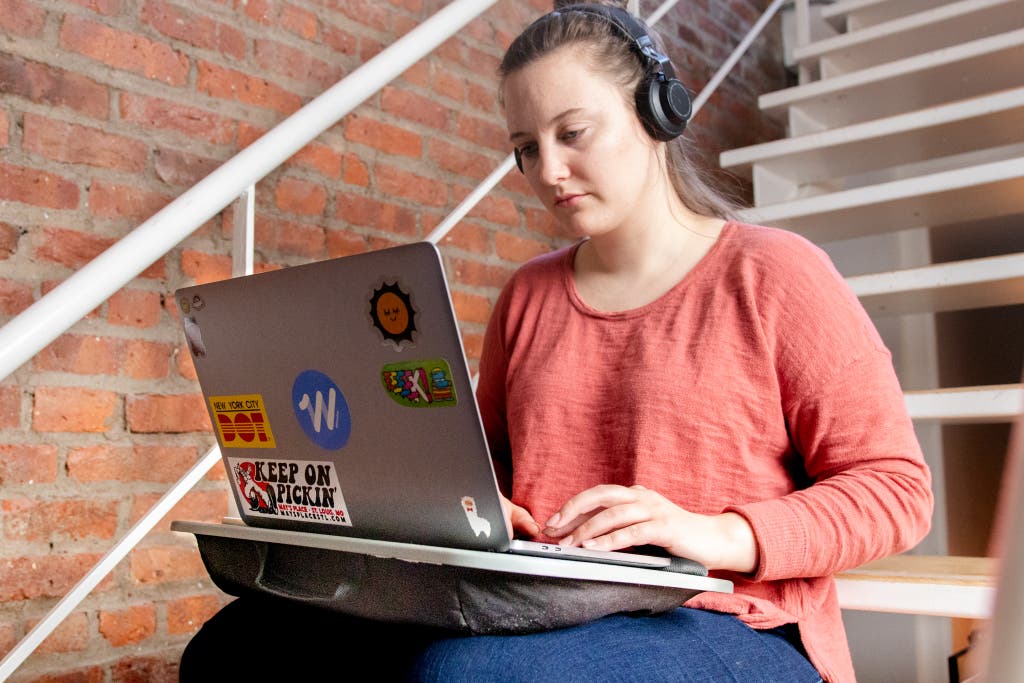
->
[636, 75, 691, 141]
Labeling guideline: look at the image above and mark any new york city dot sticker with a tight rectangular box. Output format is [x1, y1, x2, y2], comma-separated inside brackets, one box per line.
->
[368, 279, 418, 350]
[210, 394, 276, 449]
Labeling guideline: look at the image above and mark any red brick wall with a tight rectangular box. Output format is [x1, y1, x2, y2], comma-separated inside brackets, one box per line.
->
[0, 0, 786, 678]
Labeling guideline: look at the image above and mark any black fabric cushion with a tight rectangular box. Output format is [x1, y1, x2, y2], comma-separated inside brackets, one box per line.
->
[194, 535, 703, 634]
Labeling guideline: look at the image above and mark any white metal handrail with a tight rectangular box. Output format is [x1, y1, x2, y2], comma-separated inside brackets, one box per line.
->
[0, 0, 498, 384]
[0, 0, 787, 677]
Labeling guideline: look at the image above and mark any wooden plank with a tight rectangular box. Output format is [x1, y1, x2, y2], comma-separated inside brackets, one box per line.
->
[737, 157, 1024, 242]
[836, 555, 995, 618]
[760, 29, 1024, 130]
[721, 87, 1024, 185]
[904, 385, 1024, 423]
[795, 0, 1024, 76]
[849, 252, 1024, 316]
[822, 0, 957, 31]
[840, 555, 995, 584]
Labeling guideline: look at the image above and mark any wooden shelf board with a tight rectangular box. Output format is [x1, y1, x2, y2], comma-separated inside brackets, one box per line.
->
[850, 252, 1024, 316]
[822, 0, 947, 22]
[796, 0, 1024, 74]
[904, 384, 1024, 423]
[836, 555, 996, 618]
[721, 87, 1024, 184]
[737, 157, 1024, 242]
[759, 29, 1024, 129]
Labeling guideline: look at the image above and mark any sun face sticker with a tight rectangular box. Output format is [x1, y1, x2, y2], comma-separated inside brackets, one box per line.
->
[369, 280, 417, 350]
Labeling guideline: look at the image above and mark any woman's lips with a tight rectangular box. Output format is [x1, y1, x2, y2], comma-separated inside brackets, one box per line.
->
[554, 193, 586, 208]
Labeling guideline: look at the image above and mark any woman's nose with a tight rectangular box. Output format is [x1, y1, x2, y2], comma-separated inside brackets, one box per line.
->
[537, 146, 569, 185]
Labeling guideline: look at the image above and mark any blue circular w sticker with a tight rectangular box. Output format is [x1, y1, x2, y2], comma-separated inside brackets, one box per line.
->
[292, 370, 351, 450]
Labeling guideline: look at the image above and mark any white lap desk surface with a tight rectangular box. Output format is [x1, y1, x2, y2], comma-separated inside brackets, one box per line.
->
[171, 520, 733, 592]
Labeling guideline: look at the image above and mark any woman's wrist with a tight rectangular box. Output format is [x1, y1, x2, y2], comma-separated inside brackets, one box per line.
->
[713, 512, 759, 574]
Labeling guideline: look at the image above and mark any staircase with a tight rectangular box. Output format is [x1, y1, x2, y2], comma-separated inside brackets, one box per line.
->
[721, 0, 1024, 657]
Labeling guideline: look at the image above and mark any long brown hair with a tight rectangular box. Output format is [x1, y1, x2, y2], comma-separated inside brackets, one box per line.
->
[498, 0, 739, 220]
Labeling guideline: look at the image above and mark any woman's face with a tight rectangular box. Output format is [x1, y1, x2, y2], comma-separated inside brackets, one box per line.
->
[503, 46, 663, 240]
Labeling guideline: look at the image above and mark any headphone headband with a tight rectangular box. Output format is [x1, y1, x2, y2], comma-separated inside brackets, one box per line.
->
[552, 4, 678, 82]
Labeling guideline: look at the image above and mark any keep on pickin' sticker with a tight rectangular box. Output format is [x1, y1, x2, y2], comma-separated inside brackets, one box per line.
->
[229, 457, 352, 526]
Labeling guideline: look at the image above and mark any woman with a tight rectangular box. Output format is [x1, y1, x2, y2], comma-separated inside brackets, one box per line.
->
[449, 2, 932, 681]
[181, 3, 932, 681]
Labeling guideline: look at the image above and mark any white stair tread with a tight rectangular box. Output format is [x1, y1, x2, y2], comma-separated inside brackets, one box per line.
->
[721, 87, 1024, 183]
[849, 252, 1024, 316]
[737, 157, 1024, 242]
[904, 384, 1024, 423]
[836, 555, 995, 618]
[795, 0, 1024, 73]
[760, 28, 1024, 128]
[822, 0, 959, 30]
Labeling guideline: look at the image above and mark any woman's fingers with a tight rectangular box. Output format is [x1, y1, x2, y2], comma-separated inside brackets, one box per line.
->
[558, 501, 654, 548]
[500, 495, 541, 537]
[510, 502, 542, 536]
[543, 484, 642, 534]
[580, 520, 664, 552]
[540, 485, 760, 572]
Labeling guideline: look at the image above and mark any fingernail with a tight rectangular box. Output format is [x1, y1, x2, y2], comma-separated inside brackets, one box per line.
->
[559, 535, 574, 547]
[582, 539, 596, 549]
[546, 512, 561, 527]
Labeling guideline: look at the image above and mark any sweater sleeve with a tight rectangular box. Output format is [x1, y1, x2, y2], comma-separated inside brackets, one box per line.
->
[728, 232, 933, 581]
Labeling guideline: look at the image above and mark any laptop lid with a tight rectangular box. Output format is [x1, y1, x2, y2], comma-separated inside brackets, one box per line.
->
[175, 241, 514, 552]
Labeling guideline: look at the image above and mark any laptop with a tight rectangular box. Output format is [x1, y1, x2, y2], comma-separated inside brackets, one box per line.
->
[174, 241, 707, 576]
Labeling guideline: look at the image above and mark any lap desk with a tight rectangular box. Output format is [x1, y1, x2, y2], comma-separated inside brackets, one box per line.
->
[173, 519, 733, 634]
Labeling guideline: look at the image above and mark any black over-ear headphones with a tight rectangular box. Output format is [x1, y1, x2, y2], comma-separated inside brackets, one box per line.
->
[513, 3, 692, 172]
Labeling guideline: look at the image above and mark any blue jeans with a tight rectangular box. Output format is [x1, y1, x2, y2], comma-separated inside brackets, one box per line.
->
[180, 598, 821, 681]
[411, 607, 822, 682]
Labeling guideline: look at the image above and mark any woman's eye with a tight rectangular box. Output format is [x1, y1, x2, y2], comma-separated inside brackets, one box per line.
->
[561, 129, 583, 142]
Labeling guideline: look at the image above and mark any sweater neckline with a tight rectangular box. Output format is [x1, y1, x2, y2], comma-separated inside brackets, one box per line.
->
[561, 220, 738, 320]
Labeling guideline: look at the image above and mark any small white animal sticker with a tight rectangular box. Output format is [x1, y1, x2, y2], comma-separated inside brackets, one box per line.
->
[461, 496, 491, 538]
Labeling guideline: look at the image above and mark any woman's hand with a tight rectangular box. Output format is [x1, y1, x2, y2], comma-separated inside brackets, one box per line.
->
[500, 495, 542, 539]
[543, 485, 759, 573]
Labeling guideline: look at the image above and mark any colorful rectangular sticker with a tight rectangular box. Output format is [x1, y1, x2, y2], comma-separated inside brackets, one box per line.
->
[210, 394, 276, 449]
[228, 457, 352, 526]
[381, 359, 457, 407]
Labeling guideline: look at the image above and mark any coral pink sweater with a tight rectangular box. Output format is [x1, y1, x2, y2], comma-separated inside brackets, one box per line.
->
[476, 222, 933, 683]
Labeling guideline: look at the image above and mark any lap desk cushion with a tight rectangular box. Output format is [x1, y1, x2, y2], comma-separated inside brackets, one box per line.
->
[171, 521, 734, 634]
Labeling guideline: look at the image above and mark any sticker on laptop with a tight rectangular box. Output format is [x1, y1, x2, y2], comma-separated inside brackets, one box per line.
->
[292, 370, 352, 450]
[210, 394, 276, 448]
[368, 280, 418, 350]
[229, 457, 352, 526]
[381, 359, 457, 407]
[461, 496, 491, 538]
[182, 316, 207, 358]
